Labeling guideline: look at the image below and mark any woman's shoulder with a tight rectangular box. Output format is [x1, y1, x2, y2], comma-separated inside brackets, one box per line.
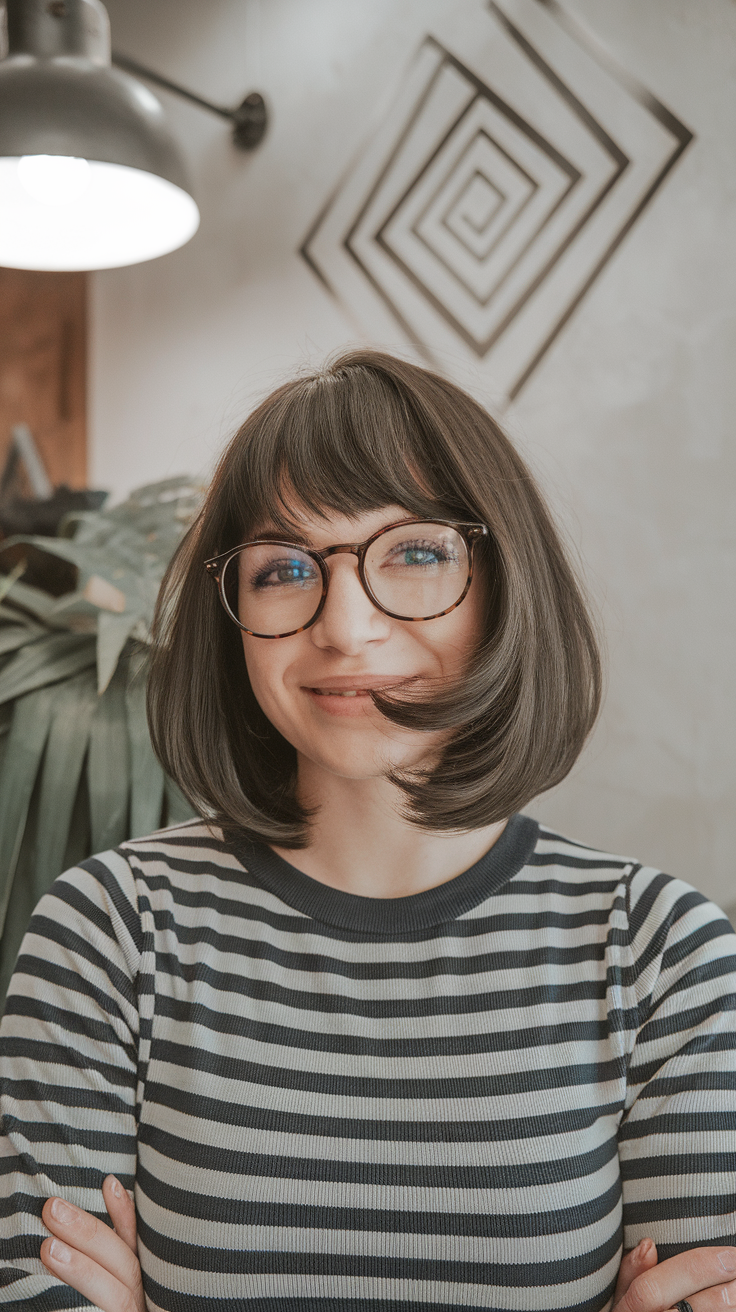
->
[531, 820, 639, 874]
[118, 817, 249, 884]
[22, 821, 248, 983]
[119, 816, 228, 863]
[39, 820, 239, 925]
[530, 817, 735, 962]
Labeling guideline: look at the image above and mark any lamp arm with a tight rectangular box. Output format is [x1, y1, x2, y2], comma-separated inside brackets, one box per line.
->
[111, 51, 267, 150]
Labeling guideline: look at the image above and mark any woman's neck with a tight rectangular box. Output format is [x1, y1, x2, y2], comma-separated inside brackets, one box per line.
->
[271, 762, 507, 899]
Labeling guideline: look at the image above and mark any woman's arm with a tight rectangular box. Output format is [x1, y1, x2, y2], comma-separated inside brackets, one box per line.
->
[618, 868, 736, 1259]
[40, 1197, 736, 1312]
[0, 852, 141, 1308]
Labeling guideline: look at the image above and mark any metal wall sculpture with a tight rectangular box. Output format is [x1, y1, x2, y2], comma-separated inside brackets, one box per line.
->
[301, 0, 692, 404]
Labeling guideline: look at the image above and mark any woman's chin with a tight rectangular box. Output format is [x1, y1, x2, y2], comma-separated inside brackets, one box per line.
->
[296, 734, 426, 784]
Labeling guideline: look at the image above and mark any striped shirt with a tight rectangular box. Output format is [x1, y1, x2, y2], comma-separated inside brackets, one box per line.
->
[1, 814, 735, 1312]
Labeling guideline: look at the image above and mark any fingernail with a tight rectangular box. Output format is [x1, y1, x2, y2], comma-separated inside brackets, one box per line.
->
[718, 1250, 736, 1273]
[47, 1238, 72, 1264]
[639, 1238, 653, 1259]
[110, 1177, 123, 1198]
[49, 1198, 75, 1224]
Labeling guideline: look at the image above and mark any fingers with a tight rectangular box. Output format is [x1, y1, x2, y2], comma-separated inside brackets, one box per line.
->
[614, 1239, 659, 1305]
[662, 1281, 736, 1312]
[40, 1193, 144, 1308]
[615, 1247, 736, 1312]
[40, 1234, 143, 1312]
[102, 1175, 138, 1254]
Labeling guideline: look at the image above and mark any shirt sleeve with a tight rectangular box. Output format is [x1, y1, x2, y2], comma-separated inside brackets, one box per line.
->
[0, 851, 142, 1309]
[619, 866, 736, 1257]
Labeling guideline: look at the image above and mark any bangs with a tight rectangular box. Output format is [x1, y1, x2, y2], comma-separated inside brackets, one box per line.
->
[224, 363, 469, 543]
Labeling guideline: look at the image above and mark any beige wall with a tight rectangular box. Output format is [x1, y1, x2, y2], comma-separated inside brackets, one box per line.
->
[90, 0, 736, 910]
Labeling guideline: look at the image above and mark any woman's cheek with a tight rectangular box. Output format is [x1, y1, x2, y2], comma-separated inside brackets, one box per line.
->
[241, 640, 283, 719]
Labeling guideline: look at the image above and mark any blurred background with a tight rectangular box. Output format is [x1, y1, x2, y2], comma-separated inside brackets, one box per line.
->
[1, 0, 734, 968]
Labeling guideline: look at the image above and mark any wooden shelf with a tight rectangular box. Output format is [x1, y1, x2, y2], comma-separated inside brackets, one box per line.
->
[0, 268, 87, 491]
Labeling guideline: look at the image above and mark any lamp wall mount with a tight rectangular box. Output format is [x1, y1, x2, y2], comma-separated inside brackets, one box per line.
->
[0, 0, 190, 188]
[4, 0, 110, 63]
[0, 0, 267, 268]
[111, 52, 267, 151]
[0, 0, 268, 153]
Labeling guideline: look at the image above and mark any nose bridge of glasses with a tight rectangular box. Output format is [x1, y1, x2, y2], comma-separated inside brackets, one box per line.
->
[319, 542, 362, 560]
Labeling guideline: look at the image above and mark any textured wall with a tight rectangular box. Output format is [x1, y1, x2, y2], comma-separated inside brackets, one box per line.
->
[90, 0, 736, 909]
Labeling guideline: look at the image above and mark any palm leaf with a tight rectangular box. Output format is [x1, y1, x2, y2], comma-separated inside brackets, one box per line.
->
[88, 662, 131, 852]
[165, 774, 197, 827]
[0, 684, 55, 938]
[126, 650, 165, 838]
[33, 668, 98, 904]
[0, 771, 45, 1004]
[97, 609, 144, 695]
[0, 631, 96, 706]
[0, 622, 45, 658]
[0, 575, 58, 622]
[0, 561, 26, 606]
[0, 477, 204, 1007]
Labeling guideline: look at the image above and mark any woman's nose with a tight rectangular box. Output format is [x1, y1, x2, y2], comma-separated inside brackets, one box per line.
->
[310, 556, 391, 654]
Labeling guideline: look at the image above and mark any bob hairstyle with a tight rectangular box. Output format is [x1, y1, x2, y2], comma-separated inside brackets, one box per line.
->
[148, 349, 601, 845]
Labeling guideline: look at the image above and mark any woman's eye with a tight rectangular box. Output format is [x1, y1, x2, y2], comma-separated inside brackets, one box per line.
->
[387, 541, 456, 568]
[253, 559, 318, 588]
[403, 547, 438, 565]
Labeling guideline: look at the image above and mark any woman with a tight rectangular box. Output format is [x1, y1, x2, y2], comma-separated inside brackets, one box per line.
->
[1, 350, 734, 1312]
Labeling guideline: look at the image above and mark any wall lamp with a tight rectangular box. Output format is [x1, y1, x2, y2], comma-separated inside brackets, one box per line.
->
[0, 0, 268, 271]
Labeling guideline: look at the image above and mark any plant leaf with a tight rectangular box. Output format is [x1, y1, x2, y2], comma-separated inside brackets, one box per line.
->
[33, 668, 97, 903]
[88, 661, 130, 852]
[126, 651, 165, 838]
[0, 631, 96, 707]
[0, 561, 26, 606]
[164, 774, 197, 828]
[0, 623, 45, 657]
[0, 766, 44, 1006]
[0, 684, 55, 938]
[0, 576, 58, 622]
[96, 609, 144, 694]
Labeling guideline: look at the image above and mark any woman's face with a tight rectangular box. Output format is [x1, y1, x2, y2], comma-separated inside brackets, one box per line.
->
[240, 504, 485, 783]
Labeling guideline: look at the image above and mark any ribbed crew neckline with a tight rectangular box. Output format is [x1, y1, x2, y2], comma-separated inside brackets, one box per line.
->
[231, 813, 539, 933]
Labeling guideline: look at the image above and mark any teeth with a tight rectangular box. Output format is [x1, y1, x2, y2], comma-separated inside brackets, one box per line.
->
[315, 689, 360, 696]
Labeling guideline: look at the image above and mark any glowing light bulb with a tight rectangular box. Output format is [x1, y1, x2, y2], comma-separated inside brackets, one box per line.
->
[18, 155, 92, 207]
[0, 158, 199, 270]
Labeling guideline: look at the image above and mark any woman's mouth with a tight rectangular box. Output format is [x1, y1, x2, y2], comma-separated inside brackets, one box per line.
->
[304, 679, 407, 715]
[311, 689, 364, 697]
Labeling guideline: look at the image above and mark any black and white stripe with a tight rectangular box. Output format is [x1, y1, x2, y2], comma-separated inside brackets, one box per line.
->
[1, 814, 734, 1310]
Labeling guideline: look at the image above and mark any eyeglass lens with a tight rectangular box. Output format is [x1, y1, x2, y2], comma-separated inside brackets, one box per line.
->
[221, 523, 470, 635]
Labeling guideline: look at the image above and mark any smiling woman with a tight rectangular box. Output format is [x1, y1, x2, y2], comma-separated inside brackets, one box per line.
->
[149, 349, 601, 845]
[0, 350, 734, 1312]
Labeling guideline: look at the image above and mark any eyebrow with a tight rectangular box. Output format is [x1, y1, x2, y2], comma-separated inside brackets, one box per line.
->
[250, 526, 313, 547]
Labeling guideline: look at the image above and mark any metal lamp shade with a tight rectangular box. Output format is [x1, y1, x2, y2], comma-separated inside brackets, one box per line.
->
[0, 0, 199, 270]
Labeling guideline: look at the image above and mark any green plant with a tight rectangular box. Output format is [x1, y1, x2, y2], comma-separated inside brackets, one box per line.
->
[0, 476, 203, 1004]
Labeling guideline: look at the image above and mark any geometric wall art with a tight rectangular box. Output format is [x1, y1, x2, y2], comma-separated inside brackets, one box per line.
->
[301, 0, 693, 404]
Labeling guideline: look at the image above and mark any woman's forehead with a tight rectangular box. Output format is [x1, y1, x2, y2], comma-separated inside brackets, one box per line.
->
[251, 502, 412, 546]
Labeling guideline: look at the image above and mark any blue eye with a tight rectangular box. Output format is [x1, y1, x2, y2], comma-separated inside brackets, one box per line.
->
[388, 540, 458, 569]
[252, 558, 319, 589]
[403, 547, 439, 566]
[279, 562, 313, 582]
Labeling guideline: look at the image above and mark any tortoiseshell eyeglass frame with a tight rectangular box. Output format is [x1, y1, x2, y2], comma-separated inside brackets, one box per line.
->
[204, 518, 489, 639]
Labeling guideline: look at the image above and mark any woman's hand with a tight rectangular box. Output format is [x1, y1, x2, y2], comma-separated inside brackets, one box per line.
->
[40, 1174, 144, 1312]
[613, 1238, 736, 1312]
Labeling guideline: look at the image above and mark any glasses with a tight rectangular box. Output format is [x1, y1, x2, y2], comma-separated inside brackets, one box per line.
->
[205, 519, 489, 639]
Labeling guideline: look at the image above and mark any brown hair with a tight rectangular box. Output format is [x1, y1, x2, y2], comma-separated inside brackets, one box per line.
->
[147, 349, 601, 845]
